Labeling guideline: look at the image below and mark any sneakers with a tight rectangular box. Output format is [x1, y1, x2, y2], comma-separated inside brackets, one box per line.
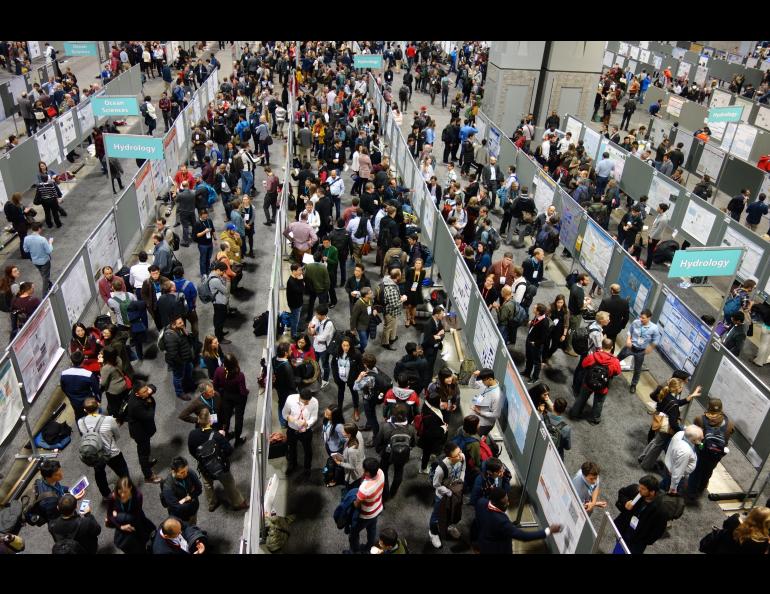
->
[629, 385, 637, 394]
[447, 525, 461, 539]
[321, 380, 329, 389]
[429, 531, 442, 549]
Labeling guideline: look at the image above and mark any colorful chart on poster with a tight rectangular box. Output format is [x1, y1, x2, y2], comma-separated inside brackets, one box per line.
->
[60, 255, 91, 326]
[681, 199, 717, 244]
[579, 220, 614, 285]
[0, 359, 23, 443]
[709, 355, 770, 444]
[11, 300, 64, 402]
[451, 257, 473, 322]
[618, 255, 654, 318]
[559, 195, 583, 255]
[503, 362, 532, 454]
[473, 306, 499, 370]
[488, 126, 501, 158]
[656, 290, 710, 375]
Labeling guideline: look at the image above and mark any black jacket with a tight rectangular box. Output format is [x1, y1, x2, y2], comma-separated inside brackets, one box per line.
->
[48, 514, 102, 554]
[164, 326, 194, 367]
[160, 471, 203, 522]
[374, 420, 416, 455]
[125, 394, 157, 441]
[378, 215, 399, 251]
[272, 358, 296, 398]
[416, 402, 446, 449]
[329, 227, 350, 258]
[525, 317, 549, 347]
[286, 276, 306, 310]
[598, 294, 630, 338]
[151, 522, 208, 555]
[614, 484, 669, 546]
[331, 349, 363, 386]
[360, 191, 379, 217]
[188, 426, 233, 468]
[422, 317, 444, 353]
[158, 294, 186, 328]
[393, 354, 430, 393]
[4, 201, 27, 232]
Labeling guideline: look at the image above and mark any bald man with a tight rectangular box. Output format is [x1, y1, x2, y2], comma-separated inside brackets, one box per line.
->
[152, 517, 208, 555]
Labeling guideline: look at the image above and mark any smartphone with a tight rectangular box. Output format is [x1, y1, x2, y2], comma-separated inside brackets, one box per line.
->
[78, 499, 90, 515]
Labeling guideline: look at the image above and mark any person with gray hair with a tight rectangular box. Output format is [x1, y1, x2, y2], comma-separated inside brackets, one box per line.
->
[661, 425, 704, 494]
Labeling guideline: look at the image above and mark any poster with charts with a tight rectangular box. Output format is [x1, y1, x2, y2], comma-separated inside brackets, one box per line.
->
[87, 212, 120, 276]
[694, 65, 708, 87]
[60, 255, 91, 327]
[164, 125, 180, 181]
[651, 54, 661, 70]
[11, 300, 64, 403]
[729, 124, 757, 161]
[672, 47, 686, 61]
[488, 126, 501, 158]
[451, 258, 473, 322]
[191, 98, 201, 128]
[618, 256, 654, 319]
[504, 362, 532, 454]
[627, 59, 638, 73]
[710, 88, 732, 109]
[582, 127, 601, 162]
[720, 225, 763, 281]
[733, 97, 753, 124]
[77, 100, 95, 138]
[666, 95, 685, 118]
[532, 171, 556, 214]
[0, 168, 7, 209]
[710, 355, 770, 445]
[27, 41, 41, 59]
[36, 125, 61, 166]
[175, 115, 186, 151]
[57, 110, 77, 148]
[579, 220, 613, 285]
[0, 359, 23, 443]
[565, 116, 582, 144]
[536, 439, 586, 555]
[696, 144, 726, 179]
[135, 162, 154, 228]
[617, 42, 629, 58]
[603, 51, 614, 69]
[657, 290, 710, 375]
[151, 157, 168, 196]
[721, 122, 738, 152]
[559, 195, 583, 254]
[755, 106, 770, 132]
[681, 199, 716, 245]
[422, 195, 435, 243]
[677, 61, 691, 80]
[599, 140, 627, 181]
[650, 119, 672, 148]
[473, 306, 499, 370]
[647, 174, 680, 211]
[629, 46, 640, 61]
[475, 117, 487, 143]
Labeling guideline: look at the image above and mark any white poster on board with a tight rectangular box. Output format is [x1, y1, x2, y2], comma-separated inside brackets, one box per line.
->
[473, 307, 499, 370]
[666, 96, 685, 117]
[721, 122, 738, 152]
[640, 41, 650, 50]
[36, 125, 61, 166]
[640, 49, 651, 64]
[0, 359, 23, 443]
[451, 258, 473, 322]
[760, 174, 770, 201]
[532, 172, 556, 214]
[755, 106, 770, 132]
[708, 120, 727, 142]
[696, 144, 726, 180]
[579, 221, 613, 285]
[694, 65, 708, 86]
[674, 130, 694, 165]
[710, 88, 732, 109]
[677, 61, 691, 79]
[11, 300, 64, 402]
[77, 100, 95, 137]
[27, 41, 41, 60]
[135, 162, 154, 228]
[0, 168, 8, 209]
[191, 97, 201, 127]
[730, 124, 757, 161]
[651, 54, 661, 70]
[709, 356, 770, 443]
[647, 174, 680, 211]
[721, 226, 764, 281]
[475, 117, 487, 143]
[60, 255, 92, 327]
[564, 116, 582, 145]
[87, 212, 121, 276]
[733, 97, 753, 124]
[627, 59, 638, 73]
[650, 119, 672, 148]
[582, 127, 601, 162]
[422, 197, 434, 243]
[617, 42, 629, 58]
[599, 140, 627, 181]
[602, 51, 614, 69]
[57, 110, 77, 147]
[681, 199, 717, 244]
[629, 46, 640, 61]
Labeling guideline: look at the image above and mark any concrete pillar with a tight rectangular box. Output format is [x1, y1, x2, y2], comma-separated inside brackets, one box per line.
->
[483, 41, 605, 134]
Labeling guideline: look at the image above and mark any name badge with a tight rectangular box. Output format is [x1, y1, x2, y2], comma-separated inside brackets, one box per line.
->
[210, 413, 218, 425]
[411, 282, 418, 291]
[244, 213, 250, 221]
[553, 318, 559, 326]
[532, 270, 539, 279]
[367, 306, 372, 315]
[630, 516, 639, 530]
[499, 276, 506, 285]
[205, 231, 211, 239]
[155, 292, 162, 301]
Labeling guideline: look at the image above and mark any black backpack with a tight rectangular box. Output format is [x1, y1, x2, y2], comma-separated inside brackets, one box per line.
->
[354, 215, 369, 239]
[585, 362, 610, 392]
[571, 326, 591, 356]
[544, 414, 568, 451]
[253, 311, 269, 336]
[0, 291, 12, 313]
[327, 329, 359, 358]
[387, 428, 412, 464]
[367, 370, 393, 401]
[386, 252, 403, 273]
[702, 416, 728, 458]
[520, 282, 538, 310]
[197, 432, 226, 480]
[169, 231, 180, 251]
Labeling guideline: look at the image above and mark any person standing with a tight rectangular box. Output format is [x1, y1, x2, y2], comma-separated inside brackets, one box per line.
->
[645, 204, 670, 271]
[614, 475, 670, 554]
[522, 304, 550, 384]
[688, 399, 734, 501]
[163, 315, 196, 401]
[282, 388, 319, 478]
[286, 264, 306, 339]
[208, 262, 231, 345]
[565, 273, 590, 356]
[160, 457, 203, 526]
[569, 338, 622, 425]
[214, 353, 250, 448]
[23, 222, 53, 293]
[48, 494, 102, 554]
[193, 208, 215, 278]
[263, 166, 279, 226]
[346, 458, 385, 554]
[379, 269, 407, 351]
[727, 189, 750, 222]
[598, 284, 630, 346]
[469, 369, 501, 437]
[59, 351, 100, 421]
[661, 426, 704, 494]
[428, 441, 466, 549]
[422, 306, 447, 374]
[745, 193, 768, 232]
[4, 192, 32, 259]
[125, 384, 163, 485]
[616, 309, 661, 394]
[373, 403, 416, 499]
[307, 304, 335, 388]
[175, 182, 196, 247]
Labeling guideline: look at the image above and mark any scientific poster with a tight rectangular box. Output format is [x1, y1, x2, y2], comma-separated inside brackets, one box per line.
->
[9, 76, 27, 104]
[564, 116, 582, 144]
[656, 290, 710, 375]
[666, 96, 685, 118]
[135, 162, 154, 228]
[207, 72, 217, 100]
[647, 174, 680, 211]
[532, 172, 556, 214]
[681, 199, 717, 244]
[579, 220, 613, 285]
[60, 255, 92, 326]
[27, 41, 41, 59]
[721, 225, 763, 281]
[164, 126, 180, 180]
[151, 157, 168, 196]
[0, 359, 23, 443]
[36, 125, 61, 166]
[695, 144, 726, 180]
[649, 119, 672, 148]
[720, 122, 738, 152]
[673, 130, 694, 166]
[487, 126, 501, 158]
[77, 100, 95, 137]
[504, 362, 532, 454]
[709, 356, 770, 444]
[617, 42, 629, 58]
[536, 439, 587, 555]
[694, 65, 708, 86]
[672, 47, 686, 61]
[602, 51, 614, 69]
[755, 106, 770, 132]
[651, 54, 661, 70]
[627, 59, 638, 73]
[57, 110, 77, 148]
[451, 258, 473, 322]
[11, 300, 64, 402]
[473, 306, 499, 370]
[599, 141, 627, 181]
[618, 256, 654, 318]
[191, 98, 201, 128]
[582, 127, 601, 162]
[397, 139, 408, 182]
[559, 195, 583, 255]
[733, 97, 753, 124]
[422, 192, 435, 244]
[175, 115, 186, 151]
[729, 124, 757, 161]
[640, 41, 650, 50]
[87, 212, 120, 276]
[629, 46, 640, 61]
[760, 174, 770, 204]
[710, 88, 732, 109]
[708, 120, 727, 142]
[475, 117, 487, 143]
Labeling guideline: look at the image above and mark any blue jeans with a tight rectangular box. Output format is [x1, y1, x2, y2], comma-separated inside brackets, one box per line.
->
[349, 515, 378, 553]
[429, 495, 443, 535]
[289, 307, 302, 338]
[659, 469, 684, 494]
[240, 171, 254, 196]
[595, 175, 609, 197]
[357, 330, 368, 351]
[362, 397, 379, 437]
[198, 244, 213, 277]
[617, 346, 646, 387]
[170, 362, 194, 397]
[317, 350, 330, 382]
[637, 89, 646, 104]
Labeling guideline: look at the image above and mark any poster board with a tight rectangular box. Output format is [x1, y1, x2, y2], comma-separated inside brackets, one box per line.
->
[164, 125, 180, 180]
[11, 300, 64, 402]
[36, 124, 62, 166]
[733, 97, 753, 124]
[135, 161, 154, 228]
[532, 171, 556, 214]
[647, 173, 680, 211]
[60, 255, 92, 327]
[673, 129, 694, 166]
[473, 306, 499, 370]
[559, 195, 583, 255]
[729, 124, 757, 161]
[694, 65, 708, 86]
[564, 116, 583, 144]
[681, 197, 717, 244]
[599, 141, 627, 181]
[503, 362, 532, 454]
[721, 121, 738, 152]
[720, 224, 764, 281]
[603, 51, 614, 69]
[649, 118, 672, 148]
[86, 212, 120, 276]
[629, 46, 640, 61]
[27, 41, 41, 60]
[677, 61, 692, 80]
[755, 106, 770, 132]
[696, 143, 726, 180]
[656, 289, 710, 375]
[709, 355, 770, 444]
[618, 42, 629, 58]
[710, 88, 732, 109]
[77, 100, 95, 137]
[0, 359, 23, 443]
[451, 257, 473, 322]
[175, 114, 186, 151]
[667, 95, 685, 118]
[618, 255, 656, 319]
[582, 127, 601, 162]
[578, 220, 613, 285]
[191, 96, 201, 127]
[488, 126, 500, 158]
[0, 168, 7, 209]
[57, 109, 78, 148]
[627, 59, 638, 73]
[651, 54, 662, 70]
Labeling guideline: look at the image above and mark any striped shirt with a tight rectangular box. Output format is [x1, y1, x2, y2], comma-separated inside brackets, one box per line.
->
[357, 469, 385, 520]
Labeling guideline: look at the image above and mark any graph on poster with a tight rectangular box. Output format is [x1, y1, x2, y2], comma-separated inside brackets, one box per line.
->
[709, 355, 770, 444]
[57, 110, 77, 147]
[565, 116, 582, 144]
[473, 307, 499, 370]
[657, 290, 710, 375]
[618, 256, 654, 318]
[532, 172, 556, 214]
[504, 363, 531, 454]
[579, 220, 613, 284]
[11, 300, 64, 402]
[680, 200, 716, 245]
[729, 124, 757, 161]
[0, 359, 23, 443]
[451, 258, 473, 322]
[60, 255, 91, 326]
[559, 197, 583, 255]
[582, 127, 601, 162]
[721, 226, 763, 281]
[36, 125, 61, 166]
[77, 100, 95, 137]
[696, 144, 726, 179]
[87, 213, 120, 276]
[647, 174, 680, 211]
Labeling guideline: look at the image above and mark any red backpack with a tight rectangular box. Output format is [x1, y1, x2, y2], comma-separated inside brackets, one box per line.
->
[479, 435, 499, 462]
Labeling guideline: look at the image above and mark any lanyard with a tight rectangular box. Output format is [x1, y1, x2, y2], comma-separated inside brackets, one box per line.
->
[200, 394, 215, 411]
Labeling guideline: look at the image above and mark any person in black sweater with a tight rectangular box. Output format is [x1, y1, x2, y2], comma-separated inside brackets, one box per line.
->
[160, 456, 203, 525]
[48, 494, 102, 554]
[125, 384, 162, 484]
[286, 263, 306, 339]
[344, 264, 371, 310]
[272, 342, 296, 430]
[422, 306, 447, 375]
[522, 304, 550, 383]
[3, 192, 31, 259]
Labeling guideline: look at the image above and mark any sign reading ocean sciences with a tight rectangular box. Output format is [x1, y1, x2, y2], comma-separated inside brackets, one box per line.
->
[353, 55, 383, 69]
[708, 106, 744, 124]
[104, 134, 164, 160]
[63, 42, 98, 57]
[91, 96, 140, 117]
[668, 247, 744, 278]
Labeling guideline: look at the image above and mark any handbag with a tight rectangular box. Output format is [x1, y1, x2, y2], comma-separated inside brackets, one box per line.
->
[361, 241, 371, 256]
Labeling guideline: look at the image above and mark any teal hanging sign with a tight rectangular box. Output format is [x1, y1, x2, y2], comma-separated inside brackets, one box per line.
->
[92, 96, 140, 117]
[668, 247, 744, 278]
[707, 106, 743, 124]
[353, 55, 383, 69]
[104, 134, 164, 160]
[63, 42, 98, 57]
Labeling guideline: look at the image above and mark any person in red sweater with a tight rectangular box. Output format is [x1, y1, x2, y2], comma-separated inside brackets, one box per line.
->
[96, 266, 126, 304]
[174, 164, 196, 191]
[382, 373, 420, 422]
[569, 338, 621, 425]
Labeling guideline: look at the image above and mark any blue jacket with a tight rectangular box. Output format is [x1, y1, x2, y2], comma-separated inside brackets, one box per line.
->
[745, 200, 768, 224]
[470, 462, 512, 507]
[459, 125, 478, 143]
[173, 278, 198, 312]
[162, 65, 172, 83]
[474, 498, 548, 554]
[60, 367, 100, 409]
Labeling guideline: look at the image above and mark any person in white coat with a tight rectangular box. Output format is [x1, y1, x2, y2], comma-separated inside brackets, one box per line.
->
[468, 369, 501, 437]
[662, 426, 703, 494]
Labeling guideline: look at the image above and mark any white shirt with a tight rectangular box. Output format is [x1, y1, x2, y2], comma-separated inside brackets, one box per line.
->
[351, 151, 360, 173]
[163, 530, 189, 552]
[326, 90, 337, 108]
[489, 166, 497, 181]
[282, 393, 319, 432]
[309, 316, 335, 353]
[306, 209, 321, 232]
[328, 176, 345, 197]
[129, 262, 151, 289]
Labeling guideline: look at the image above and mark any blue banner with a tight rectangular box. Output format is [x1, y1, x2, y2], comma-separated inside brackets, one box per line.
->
[668, 247, 743, 278]
[92, 96, 140, 117]
[105, 134, 164, 160]
[63, 42, 98, 57]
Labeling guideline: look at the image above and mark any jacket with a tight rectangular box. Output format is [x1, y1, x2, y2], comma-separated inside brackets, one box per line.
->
[475, 498, 548, 554]
[303, 263, 329, 294]
[693, 411, 734, 450]
[271, 358, 296, 399]
[48, 513, 102, 554]
[163, 326, 194, 367]
[664, 430, 698, 489]
[151, 522, 208, 555]
[178, 390, 222, 425]
[213, 366, 249, 401]
[153, 241, 174, 276]
[580, 351, 622, 395]
[188, 426, 233, 470]
[393, 354, 430, 393]
[598, 294, 630, 338]
[160, 471, 203, 522]
[383, 386, 420, 420]
[614, 485, 669, 547]
[522, 257, 543, 286]
[140, 275, 170, 312]
[721, 322, 747, 357]
[340, 434, 365, 483]
[374, 420, 416, 455]
[525, 316, 550, 347]
[60, 367, 100, 410]
[125, 393, 157, 442]
[104, 490, 155, 553]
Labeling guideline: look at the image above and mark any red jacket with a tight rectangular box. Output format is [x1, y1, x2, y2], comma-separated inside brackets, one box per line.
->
[383, 387, 420, 420]
[580, 351, 621, 395]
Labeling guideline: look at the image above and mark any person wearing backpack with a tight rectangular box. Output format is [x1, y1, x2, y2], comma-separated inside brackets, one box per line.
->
[77, 398, 131, 499]
[48, 493, 101, 555]
[566, 273, 591, 356]
[428, 441, 466, 549]
[160, 456, 203, 525]
[522, 303, 550, 384]
[544, 398, 572, 460]
[452, 415, 483, 489]
[569, 337, 621, 425]
[722, 279, 755, 324]
[124, 384, 163, 485]
[469, 457, 512, 507]
[615, 308, 661, 394]
[571, 311, 609, 395]
[353, 353, 388, 442]
[374, 404, 416, 499]
[688, 399, 734, 502]
[28, 460, 69, 526]
[188, 408, 248, 512]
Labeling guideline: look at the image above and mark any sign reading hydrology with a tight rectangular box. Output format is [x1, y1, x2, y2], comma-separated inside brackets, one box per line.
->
[91, 95, 140, 117]
[668, 247, 744, 278]
[353, 54, 383, 69]
[707, 106, 744, 124]
[63, 42, 98, 57]
[104, 134, 164, 160]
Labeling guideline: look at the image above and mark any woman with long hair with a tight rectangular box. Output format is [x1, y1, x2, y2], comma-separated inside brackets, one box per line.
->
[70, 322, 102, 374]
[333, 422, 365, 491]
[330, 336, 363, 421]
[213, 353, 249, 447]
[404, 258, 426, 327]
[702, 506, 770, 554]
[0, 265, 21, 312]
[426, 367, 460, 415]
[543, 294, 570, 365]
[3, 192, 32, 259]
[201, 334, 224, 379]
[322, 404, 346, 487]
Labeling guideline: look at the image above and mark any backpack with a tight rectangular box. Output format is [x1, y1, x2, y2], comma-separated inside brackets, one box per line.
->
[565, 272, 579, 289]
[367, 370, 393, 401]
[429, 459, 449, 485]
[418, 244, 434, 267]
[197, 276, 214, 304]
[702, 417, 728, 458]
[253, 311, 269, 336]
[354, 215, 369, 239]
[451, 433, 480, 468]
[441, 126, 451, 143]
[478, 435, 499, 461]
[543, 414, 567, 451]
[585, 362, 610, 392]
[386, 252, 402, 273]
[723, 294, 742, 318]
[169, 231, 180, 251]
[512, 301, 529, 325]
[196, 432, 227, 479]
[387, 430, 412, 464]
[333, 487, 359, 532]
[485, 228, 501, 253]
[23, 481, 61, 526]
[0, 291, 12, 313]
[571, 326, 591, 356]
[78, 416, 109, 467]
[520, 282, 538, 310]
[112, 295, 131, 326]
